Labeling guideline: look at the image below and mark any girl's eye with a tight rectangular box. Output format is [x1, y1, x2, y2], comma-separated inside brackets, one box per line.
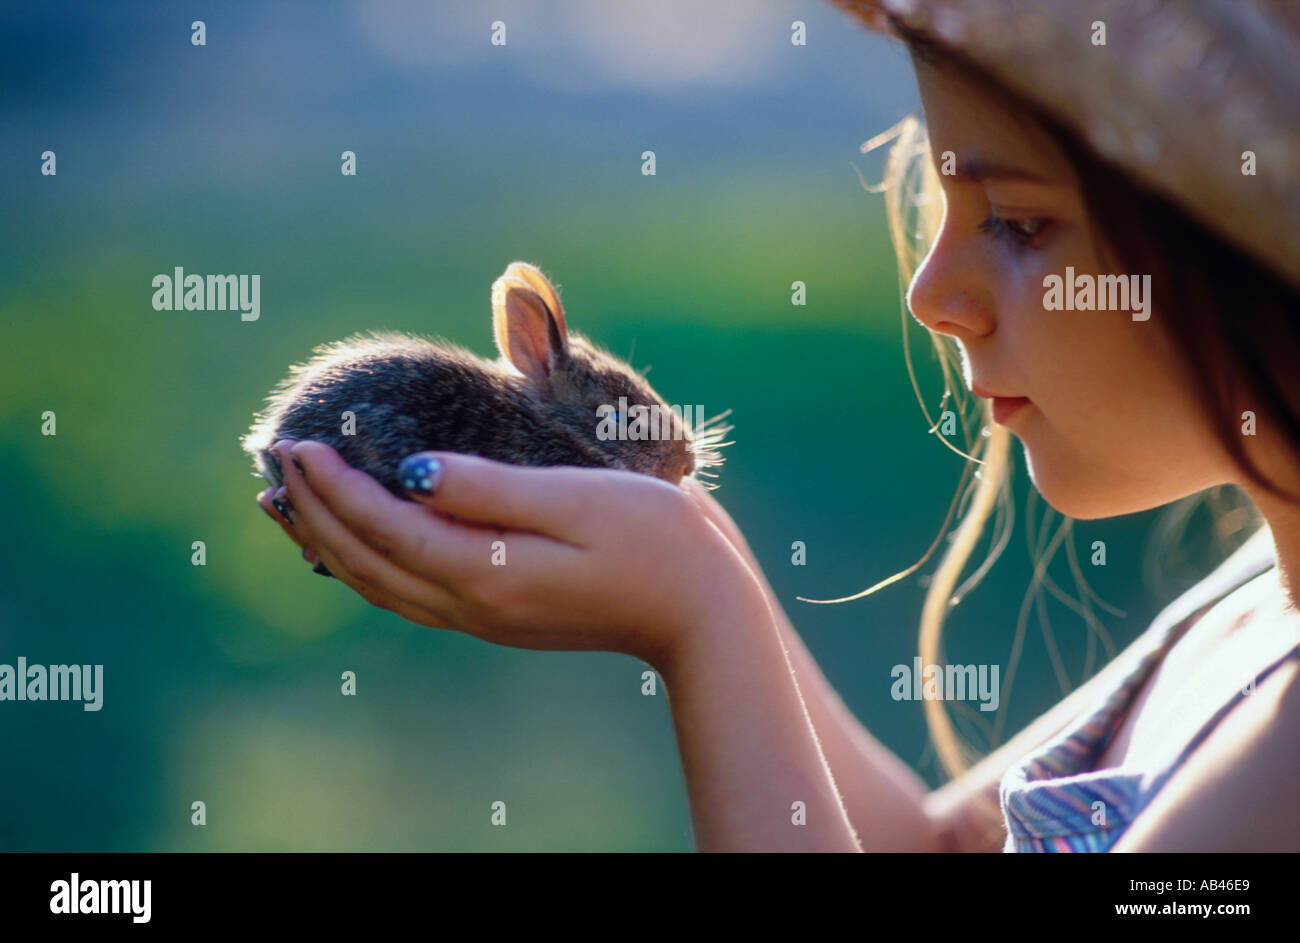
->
[979, 214, 1051, 247]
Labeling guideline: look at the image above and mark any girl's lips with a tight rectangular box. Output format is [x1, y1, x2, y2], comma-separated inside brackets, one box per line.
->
[992, 396, 1031, 424]
[971, 385, 1031, 424]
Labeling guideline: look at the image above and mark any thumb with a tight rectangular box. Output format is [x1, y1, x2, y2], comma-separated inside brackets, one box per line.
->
[396, 452, 591, 540]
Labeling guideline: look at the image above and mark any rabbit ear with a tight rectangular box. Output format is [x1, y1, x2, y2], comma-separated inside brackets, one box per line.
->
[491, 263, 569, 385]
[501, 261, 567, 330]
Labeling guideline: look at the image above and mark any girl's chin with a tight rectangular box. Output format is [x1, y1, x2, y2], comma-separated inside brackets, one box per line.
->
[1023, 453, 1168, 520]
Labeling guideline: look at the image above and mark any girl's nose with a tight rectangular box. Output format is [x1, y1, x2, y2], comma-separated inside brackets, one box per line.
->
[905, 237, 997, 341]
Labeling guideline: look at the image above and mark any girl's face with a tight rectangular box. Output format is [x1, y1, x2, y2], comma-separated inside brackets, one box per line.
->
[907, 57, 1238, 520]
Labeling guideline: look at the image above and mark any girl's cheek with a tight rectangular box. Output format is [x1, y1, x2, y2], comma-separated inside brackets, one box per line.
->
[1003, 247, 1081, 333]
[1009, 244, 1059, 290]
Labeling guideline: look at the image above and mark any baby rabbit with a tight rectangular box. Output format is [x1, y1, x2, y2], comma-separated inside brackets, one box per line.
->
[242, 261, 730, 512]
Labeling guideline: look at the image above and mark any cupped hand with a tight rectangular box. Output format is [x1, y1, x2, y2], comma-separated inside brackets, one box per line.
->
[258, 439, 763, 670]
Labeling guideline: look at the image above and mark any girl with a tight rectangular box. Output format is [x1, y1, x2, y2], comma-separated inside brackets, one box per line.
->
[256, 0, 1300, 851]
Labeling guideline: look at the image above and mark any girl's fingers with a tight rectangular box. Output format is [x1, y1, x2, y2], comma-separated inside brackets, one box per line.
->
[287, 441, 580, 585]
[259, 486, 320, 565]
[257, 486, 306, 549]
[307, 533, 461, 631]
[382, 448, 615, 543]
[274, 443, 466, 619]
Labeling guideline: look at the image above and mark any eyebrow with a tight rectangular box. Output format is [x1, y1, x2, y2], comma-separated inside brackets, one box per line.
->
[949, 158, 1055, 184]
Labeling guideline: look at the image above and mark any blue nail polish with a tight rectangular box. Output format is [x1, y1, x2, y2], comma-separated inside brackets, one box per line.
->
[272, 486, 296, 524]
[398, 455, 442, 496]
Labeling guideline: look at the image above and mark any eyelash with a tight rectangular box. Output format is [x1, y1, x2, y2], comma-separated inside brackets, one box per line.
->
[979, 214, 1052, 248]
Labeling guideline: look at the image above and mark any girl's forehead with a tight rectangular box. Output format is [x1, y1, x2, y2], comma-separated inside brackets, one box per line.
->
[913, 56, 1075, 183]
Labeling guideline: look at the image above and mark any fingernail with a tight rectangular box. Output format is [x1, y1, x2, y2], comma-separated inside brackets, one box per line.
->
[302, 545, 319, 565]
[286, 444, 308, 477]
[398, 455, 442, 496]
[313, 560, 334, 578]
[272, 440, 298, 475]
[272, 486, 296, 524]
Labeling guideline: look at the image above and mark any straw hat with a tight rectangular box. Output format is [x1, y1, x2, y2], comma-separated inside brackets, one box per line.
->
[828, 0, 1300, 291]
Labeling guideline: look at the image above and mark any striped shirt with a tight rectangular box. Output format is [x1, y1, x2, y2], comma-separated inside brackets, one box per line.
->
[1000, 527, 1298, 852]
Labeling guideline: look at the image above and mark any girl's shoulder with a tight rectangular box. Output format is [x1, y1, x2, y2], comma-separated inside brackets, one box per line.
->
[1106, 538, 1295, 772]
[1110, 645, 1299, 851]
[999, 523, 1298, 851]
[935, 525, 1288, 852]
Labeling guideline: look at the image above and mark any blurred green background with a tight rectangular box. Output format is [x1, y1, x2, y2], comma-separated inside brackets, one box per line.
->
[0, 1, 1222, 850]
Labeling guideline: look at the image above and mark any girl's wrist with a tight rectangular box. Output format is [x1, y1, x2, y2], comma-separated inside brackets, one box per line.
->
[653, 553, 774, 682]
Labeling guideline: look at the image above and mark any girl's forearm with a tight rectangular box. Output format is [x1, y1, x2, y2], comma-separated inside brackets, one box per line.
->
[770, 606, 948, 851]
[657, 575, 863, 852]
[696, 526, 945, 848]
[671, 488, 950, 850]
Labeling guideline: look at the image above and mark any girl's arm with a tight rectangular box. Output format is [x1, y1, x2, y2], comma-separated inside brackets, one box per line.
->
[657, 569, 865, 851]
[680, 480, 945, 851]
[681, 479, 1148, 852]
[662, 591, 940, 851]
